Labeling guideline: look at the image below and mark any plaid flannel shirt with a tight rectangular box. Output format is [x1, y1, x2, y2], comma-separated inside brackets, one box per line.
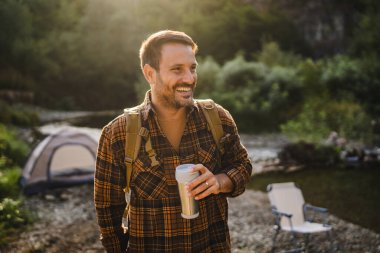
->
[95, 92, 252, 253]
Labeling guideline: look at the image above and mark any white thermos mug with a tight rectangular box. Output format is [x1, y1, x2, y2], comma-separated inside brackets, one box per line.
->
[175, 164, 200, 219]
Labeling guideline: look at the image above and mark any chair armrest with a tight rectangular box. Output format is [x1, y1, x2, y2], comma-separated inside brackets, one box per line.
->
[304, 203, 328, 213]
[271, 207, 295, 230]
[272, 208, 293, 218]
[303, 203, 330, 225]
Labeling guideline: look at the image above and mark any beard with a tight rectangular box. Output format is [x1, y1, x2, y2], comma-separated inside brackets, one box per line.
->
[161, 84, 195, 109]
[155, 75, 196, 109]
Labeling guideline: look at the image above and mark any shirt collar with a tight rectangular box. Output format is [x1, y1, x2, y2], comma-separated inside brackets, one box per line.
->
[139, 91, 153, 121]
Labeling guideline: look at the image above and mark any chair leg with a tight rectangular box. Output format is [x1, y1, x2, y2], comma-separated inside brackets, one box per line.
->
[327, 230, 336, 252]
[303, 234, 310, 252]
[271, 228, 280, 253]
[291, 230, 299, 250]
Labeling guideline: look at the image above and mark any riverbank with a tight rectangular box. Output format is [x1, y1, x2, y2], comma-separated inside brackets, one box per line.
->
[2, 184, 379, 253]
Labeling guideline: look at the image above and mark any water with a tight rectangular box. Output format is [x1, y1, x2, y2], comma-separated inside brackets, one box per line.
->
[240, 134, 289, 162]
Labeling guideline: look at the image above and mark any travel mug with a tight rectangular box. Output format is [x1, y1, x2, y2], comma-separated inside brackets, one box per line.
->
[175, 164, 200, 219]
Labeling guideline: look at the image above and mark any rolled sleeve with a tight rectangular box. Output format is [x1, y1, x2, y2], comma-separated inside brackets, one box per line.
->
[94, 124, 127, 252]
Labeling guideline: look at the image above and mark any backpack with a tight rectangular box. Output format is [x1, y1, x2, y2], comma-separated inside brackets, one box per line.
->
[121, 99, 224, 233]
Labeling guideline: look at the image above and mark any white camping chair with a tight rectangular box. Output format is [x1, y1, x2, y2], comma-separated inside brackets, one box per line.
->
[267, 182, 333, 253]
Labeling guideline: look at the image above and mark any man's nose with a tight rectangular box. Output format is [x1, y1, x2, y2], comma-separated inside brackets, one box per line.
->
[182, 69, 196, 84]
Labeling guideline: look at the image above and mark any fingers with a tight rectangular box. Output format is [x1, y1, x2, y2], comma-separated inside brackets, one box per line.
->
[193, 179, 220, 200]
[188, 164, 209, 185]
[185, 164, 220, 200]
[185, 164, 210, 191]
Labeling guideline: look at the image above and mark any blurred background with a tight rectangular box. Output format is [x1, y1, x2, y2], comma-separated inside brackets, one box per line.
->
[1, 0, 380, 251]
[1, 0, 379, 136]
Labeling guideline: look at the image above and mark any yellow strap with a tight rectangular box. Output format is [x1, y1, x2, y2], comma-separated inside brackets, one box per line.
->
[198, 99, 225, 155]
[123, 109, 141, 193]
[122, 107, 142, 232]
[122, 204, 130, 233]
[145, 135, 160, 167]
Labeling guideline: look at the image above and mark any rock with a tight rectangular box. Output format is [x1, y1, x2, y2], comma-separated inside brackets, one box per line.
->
[44, 194, 56, 201]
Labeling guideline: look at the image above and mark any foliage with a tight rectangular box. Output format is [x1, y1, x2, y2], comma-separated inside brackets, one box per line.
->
[255, 41, 302, 67]
[195, 56, 221, 99]
[320, 54, 380, 117]
[133, 73, 151, 103]
[0, 124, 33, 247]
[0, 0, 312, 110]
[0, 197, 34, 246]
[278, 54, 377, 143]
[281, 98, 372, 144]
[0, 0, 380, 139]
[0, 0, 33, 68]
[0, 168, 21, 201]
[0, 124, 30, 167]
[350, 0, 380, 57]
[278, 141, 340, 167]
[196, 46, 304, 132]
[0, 124, 28, 199]
[0, 101, 39, 127]
[0, 198, 30, 229]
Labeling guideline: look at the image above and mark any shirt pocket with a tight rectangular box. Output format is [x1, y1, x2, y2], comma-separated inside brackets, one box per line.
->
[220, 133, 235, 154]
[131, 154, 168, 199]
[198, 139, 221, 173]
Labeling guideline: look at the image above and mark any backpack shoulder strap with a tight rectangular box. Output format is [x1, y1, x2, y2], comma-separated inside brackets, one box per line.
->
[123, 106, 141, 193]
[197, 99, 225, 155]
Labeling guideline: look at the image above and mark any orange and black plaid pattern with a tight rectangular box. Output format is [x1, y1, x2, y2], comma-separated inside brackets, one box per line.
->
[94, 92, 252, 253]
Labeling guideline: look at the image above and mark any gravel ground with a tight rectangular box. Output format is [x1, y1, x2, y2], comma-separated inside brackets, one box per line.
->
[1, 184, 379, 253]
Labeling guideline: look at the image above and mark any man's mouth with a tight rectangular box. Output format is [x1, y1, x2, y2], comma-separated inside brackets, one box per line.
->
[176, 87, 192, 92]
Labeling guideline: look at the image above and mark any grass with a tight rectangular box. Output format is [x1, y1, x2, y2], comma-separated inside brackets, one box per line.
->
[247, 166, 380, 234]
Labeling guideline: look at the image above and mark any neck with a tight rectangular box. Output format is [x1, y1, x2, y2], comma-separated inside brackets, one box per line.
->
[153, 103, 186, 120]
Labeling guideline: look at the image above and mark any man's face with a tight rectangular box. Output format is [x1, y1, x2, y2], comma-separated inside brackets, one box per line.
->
[151, 42, 197, 109]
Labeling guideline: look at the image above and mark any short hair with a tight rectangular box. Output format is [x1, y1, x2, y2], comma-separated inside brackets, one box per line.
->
[139, 30, 198, 70]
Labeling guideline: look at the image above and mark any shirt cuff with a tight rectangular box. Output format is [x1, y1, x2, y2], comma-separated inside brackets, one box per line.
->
[225, 167, 247, 197]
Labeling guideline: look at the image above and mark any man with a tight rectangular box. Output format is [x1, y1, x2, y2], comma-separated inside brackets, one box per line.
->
[95, 30, 252, 252]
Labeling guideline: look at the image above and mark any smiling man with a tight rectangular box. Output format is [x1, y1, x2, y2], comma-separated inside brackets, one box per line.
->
[94, 30, 252, 253]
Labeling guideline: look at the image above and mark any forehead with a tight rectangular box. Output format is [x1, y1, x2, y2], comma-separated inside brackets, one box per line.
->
[159, 43, 196, 66]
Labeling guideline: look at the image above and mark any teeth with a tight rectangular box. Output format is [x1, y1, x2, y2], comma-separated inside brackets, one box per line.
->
[176, 87, 191, 92]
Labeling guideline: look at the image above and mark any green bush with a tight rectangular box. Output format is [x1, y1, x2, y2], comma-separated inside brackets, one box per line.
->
[281, 98, 372, 144]
[278, 141, 340, 167]
[0, 124, 30, 167]
[0, 197, 33, 246]
[0, 168, 21, 200]
[0, 124, 33, 247]
[320, 55, 380, 118]
[0, 101, 39, 127]
[256, 41, 302, 67]
[213, 54, 267, 112]
[0, 198, 30, 229]
[195, 56, 221, 98]
[206, 52, 304, 132]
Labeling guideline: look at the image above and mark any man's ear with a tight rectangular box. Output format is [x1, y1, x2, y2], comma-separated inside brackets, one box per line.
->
[143, 64, 156, 86]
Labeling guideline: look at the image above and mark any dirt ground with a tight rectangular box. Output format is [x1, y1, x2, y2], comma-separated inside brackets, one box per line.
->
[1, 184, 104, 253]
[2, 183, 380, 253]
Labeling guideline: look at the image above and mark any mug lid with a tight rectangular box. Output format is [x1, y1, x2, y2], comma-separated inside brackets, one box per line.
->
[175, 164, 198, 182]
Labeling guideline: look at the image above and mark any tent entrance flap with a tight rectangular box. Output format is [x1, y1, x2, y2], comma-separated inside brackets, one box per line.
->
[49, 144, 95, 177]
